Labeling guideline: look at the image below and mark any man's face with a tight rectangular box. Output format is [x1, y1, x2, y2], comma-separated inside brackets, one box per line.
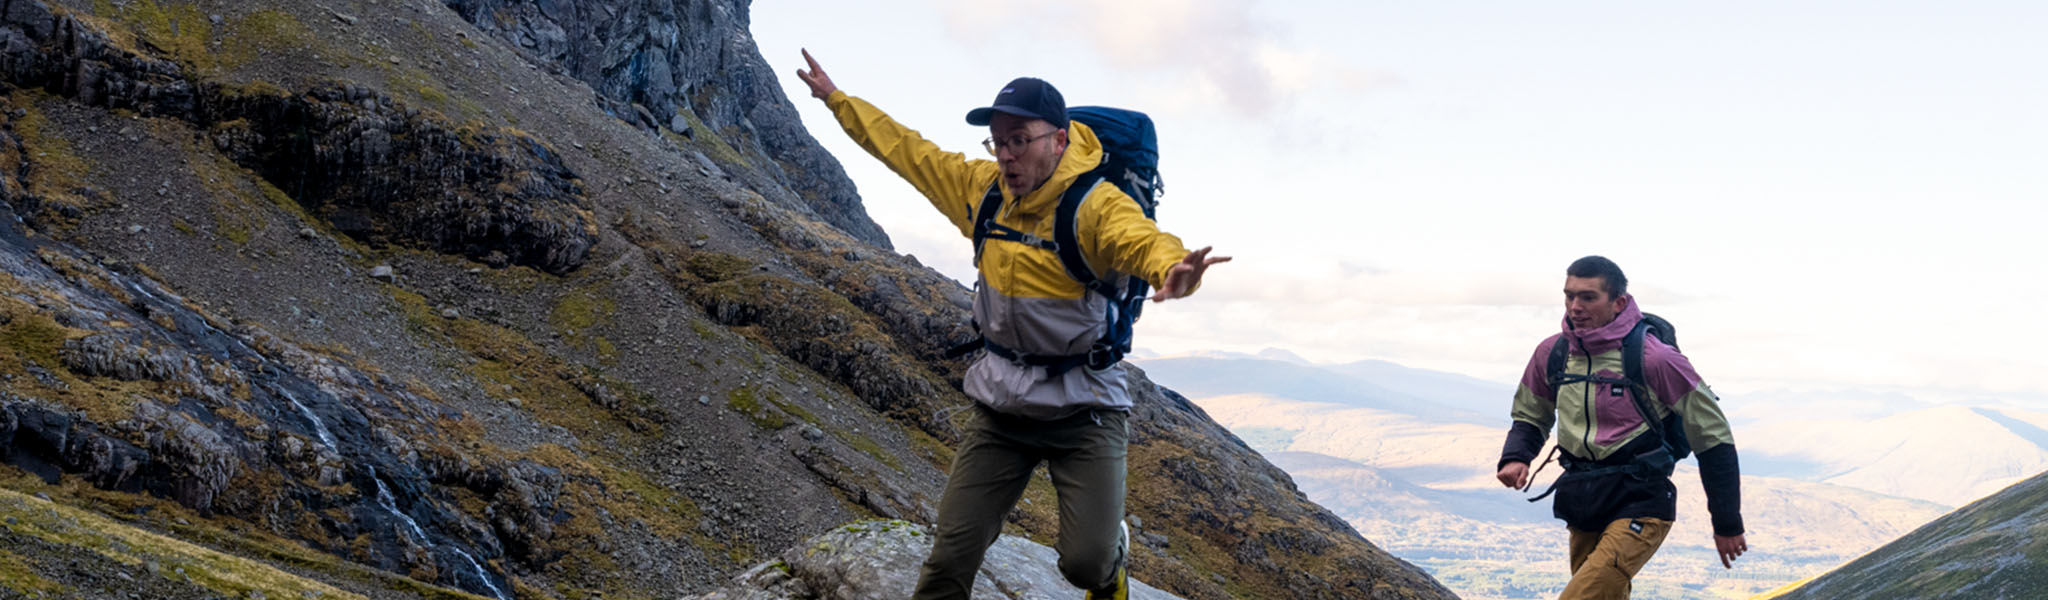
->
[988, 113, 1066, 197]
[1564, 275, 1626, 330]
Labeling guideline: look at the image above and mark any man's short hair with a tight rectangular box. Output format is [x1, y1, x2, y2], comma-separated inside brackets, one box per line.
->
[1567, 255, 1628, 298]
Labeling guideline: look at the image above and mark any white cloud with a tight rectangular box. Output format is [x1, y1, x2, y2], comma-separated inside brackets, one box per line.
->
[929, 0, 1390, 118]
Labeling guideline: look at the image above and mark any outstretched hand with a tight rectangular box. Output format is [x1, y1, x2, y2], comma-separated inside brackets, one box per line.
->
[1150, 246, 1231, 302]
[795, 48, 837, 100]
[1715, 534, 1748, 569]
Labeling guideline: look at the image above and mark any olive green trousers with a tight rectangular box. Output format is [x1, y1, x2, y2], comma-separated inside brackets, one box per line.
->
[911, 405, 1128, 599]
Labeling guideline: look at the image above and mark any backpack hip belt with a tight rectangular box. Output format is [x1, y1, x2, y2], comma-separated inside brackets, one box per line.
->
[980, 338, 1119, 378]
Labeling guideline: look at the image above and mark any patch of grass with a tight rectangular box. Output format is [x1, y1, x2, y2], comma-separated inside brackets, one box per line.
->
[665, 108, 748, 168]
[549, 287, 615, 338]
[0, 295, 158, 425]
[836, 428, 901, 471]
[221, 9, 314, 68]
[93, 0, 217, 72]
[727, 385, 791, 430]
[684, 251, 755, 283]
[8, 92, 97, 223]
[383, 66, 479, 120]
[0, 546, 65, 595]
[386, 286, 653, 443]
[0, 484, 375, 599]
[520, 443, 746, 582]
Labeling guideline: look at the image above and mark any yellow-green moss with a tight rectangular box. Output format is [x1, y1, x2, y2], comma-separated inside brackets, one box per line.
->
[0, 547, 65, 595]
[8, 93, 97, 221]
[726, 385, 790, 430]
[520, 443, 746, 584]
[217, 80, 294, 102]
[0, 485, 373, 599]
[386, 286, 656, 444]
[222, 9, 314, 68]
[665, 108, 749, 168]
[837, 429, 901, 471]
[0, 296, 156, 426]
[33, 247, 133, 307]
[549, 288, 615, 338]
[383, 66, 478, 120]
[99, 0, 216, 70]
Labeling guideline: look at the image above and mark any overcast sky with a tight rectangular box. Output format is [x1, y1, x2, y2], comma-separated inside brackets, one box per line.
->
[750, 1, 2047, 401]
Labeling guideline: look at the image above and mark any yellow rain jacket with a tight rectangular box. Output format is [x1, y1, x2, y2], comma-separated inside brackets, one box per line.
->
[825, 90, 1194, 419]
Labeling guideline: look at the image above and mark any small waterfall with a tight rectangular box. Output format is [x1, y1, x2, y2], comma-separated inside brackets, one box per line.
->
[369, 469, 509, 600]
[279, 388, 340, 449]
[451, 547, 511, 600]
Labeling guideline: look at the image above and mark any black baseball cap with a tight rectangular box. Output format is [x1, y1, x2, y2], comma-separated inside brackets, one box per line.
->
[965, 77, 1068, 129]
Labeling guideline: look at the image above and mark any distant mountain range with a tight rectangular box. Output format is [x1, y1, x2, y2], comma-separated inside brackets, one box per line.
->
[1134, 352, 2043, 600]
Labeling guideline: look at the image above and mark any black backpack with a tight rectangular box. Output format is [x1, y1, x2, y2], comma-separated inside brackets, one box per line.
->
[948, 106, 1162, 376]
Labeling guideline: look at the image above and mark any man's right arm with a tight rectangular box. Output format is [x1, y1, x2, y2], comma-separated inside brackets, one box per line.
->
[1498, 337, 1561, 487]
[798, 50, 986, 236]
[822, 92, 989, 236]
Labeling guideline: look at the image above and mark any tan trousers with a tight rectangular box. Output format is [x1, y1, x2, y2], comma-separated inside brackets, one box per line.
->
[1560, 517, 1671, 600]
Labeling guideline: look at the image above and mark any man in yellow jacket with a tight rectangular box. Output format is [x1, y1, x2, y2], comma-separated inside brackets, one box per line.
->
[797, 50, 1227, 599]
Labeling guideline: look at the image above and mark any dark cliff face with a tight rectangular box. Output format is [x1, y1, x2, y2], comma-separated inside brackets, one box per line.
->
[440, 0, 890, 251]
[0, 1, 1451, 599]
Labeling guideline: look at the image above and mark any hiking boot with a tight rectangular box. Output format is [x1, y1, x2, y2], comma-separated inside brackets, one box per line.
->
[1085, 565, 1127, 600]
[1086, 522, 1130, 600]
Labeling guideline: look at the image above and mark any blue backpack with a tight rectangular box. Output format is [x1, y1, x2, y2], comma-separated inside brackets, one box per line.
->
[949, 106, 1163, 376]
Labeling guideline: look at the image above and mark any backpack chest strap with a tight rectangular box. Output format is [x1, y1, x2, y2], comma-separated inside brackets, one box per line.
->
[971, 178, 1118, 298]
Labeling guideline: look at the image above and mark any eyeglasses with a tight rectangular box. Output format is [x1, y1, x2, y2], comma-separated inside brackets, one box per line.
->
[982, 130, 1057, 156]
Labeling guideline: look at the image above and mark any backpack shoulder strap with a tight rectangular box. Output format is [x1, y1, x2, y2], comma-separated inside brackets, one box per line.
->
[970, 180, 1007, 267]
[1545, 336, 1570, 397]
[1052, 175, 1119, 296]
[1621, 320, 1668, 436]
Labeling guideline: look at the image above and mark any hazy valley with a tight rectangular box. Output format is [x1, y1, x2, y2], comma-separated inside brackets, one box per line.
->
[1135, 352, 2046, 599]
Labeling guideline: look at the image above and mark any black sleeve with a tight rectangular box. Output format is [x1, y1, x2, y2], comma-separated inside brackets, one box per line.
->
[1696, 443, 1744, 536]
[1498, 420, 1546, 470]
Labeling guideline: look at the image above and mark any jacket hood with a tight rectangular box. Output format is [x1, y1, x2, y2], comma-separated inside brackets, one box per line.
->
[1007, 121, 1105, 215]
[1562, 296, 1641, 356]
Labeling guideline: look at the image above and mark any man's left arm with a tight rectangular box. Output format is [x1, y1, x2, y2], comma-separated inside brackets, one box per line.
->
[1079, 187, 1226, 300]
[1648, 348, 1748, 568]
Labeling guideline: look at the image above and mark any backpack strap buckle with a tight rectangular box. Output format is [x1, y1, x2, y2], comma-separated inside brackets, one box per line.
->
[1085, 343, 1121, 371]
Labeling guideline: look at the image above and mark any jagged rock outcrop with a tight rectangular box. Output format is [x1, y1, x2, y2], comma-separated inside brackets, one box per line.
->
[443, 0, 892, 250]
[693, 520, 1179, 600]
[0, 2, 599, 273]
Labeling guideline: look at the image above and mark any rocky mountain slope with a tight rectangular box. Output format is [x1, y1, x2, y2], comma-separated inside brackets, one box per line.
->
[0, 0, 1451, 598]
[1760, 468, 2048, 600]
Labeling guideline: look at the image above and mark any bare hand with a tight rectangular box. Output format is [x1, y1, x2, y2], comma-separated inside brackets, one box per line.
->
[1715, 534, 1748, 568]
[1150, 246, 1230, 302]
[1496, 461, 1529, 489]
[795, 48, 838, 100]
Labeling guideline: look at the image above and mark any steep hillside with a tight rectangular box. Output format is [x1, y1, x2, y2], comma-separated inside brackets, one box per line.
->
[1762, 469, 2048, 600]
[0, 0, 1450, 598]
